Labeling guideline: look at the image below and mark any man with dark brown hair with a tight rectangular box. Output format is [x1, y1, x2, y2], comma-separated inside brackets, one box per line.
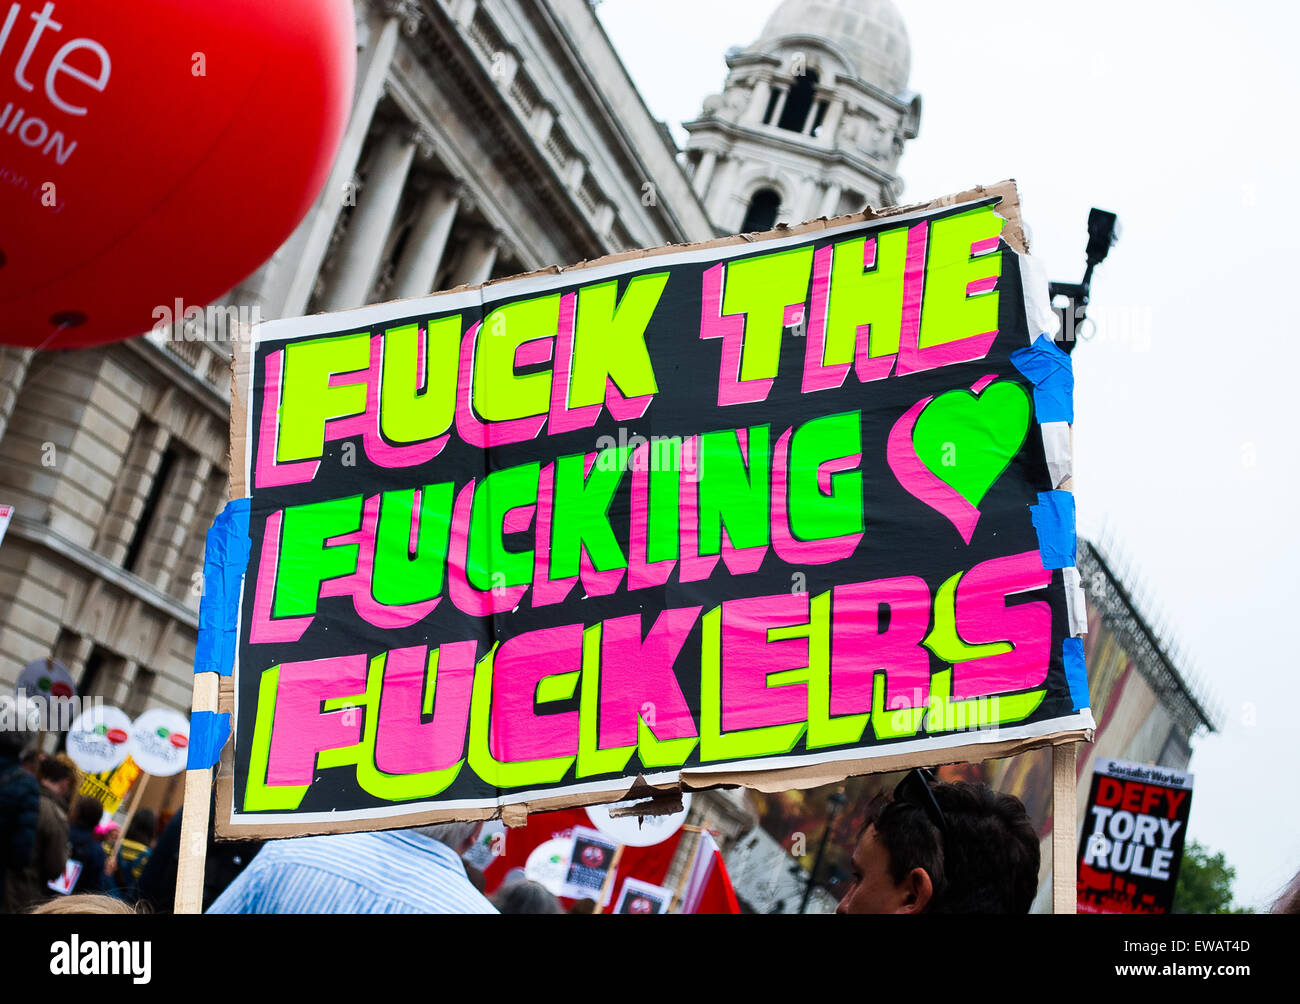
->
[836, 769, 1040, 915]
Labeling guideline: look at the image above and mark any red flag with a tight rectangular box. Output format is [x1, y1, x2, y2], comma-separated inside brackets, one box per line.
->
[680, 830, 741, 915]
[482, 808, 687, 909]
[605, 829, 683, 908]
[481, 808, 589, 898]
[480, 809, 737, 913]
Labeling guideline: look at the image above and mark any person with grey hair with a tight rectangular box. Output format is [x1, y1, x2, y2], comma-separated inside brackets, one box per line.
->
[493, 879, 563, 915]
[207, 819, 497, 914]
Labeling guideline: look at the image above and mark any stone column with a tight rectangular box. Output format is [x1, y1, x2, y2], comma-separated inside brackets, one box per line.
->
[797, 178, 822, 224]
[452, 232, 500, 288]
[391, 183, 462, 300]
[99, 654, 134, 708]
[820, 99, 846, 143]
[274, 13, 404, 318]
[322, 127, 419, 311]
[819, 182, 844, 219]
[0, 345, 33, 446]
[692, 150, 718, 198]
[706, 158, 742, 231]
[55, 635, 94, 687]
[803, 99, 822, 136]
[769, 87, 790, 127]
[746, 79, 772, 123]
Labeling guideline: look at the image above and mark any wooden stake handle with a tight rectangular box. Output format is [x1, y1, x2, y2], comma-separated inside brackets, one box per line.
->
[592, 844, 625, 915]
[110, 772, 149, 860]
[174, 673, 218, 914]
[1052, 741, 1079, 915]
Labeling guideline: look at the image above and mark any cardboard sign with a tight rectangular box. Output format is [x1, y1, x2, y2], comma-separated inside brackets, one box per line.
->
[79, 756, 143, 814]
[1077, 757, 1194, 915]
[14, 657, 76, 702]
[216, 180, 1092, 837]
[614, 877, 673, 915]
[128, 707, 191, 777]
[48, 859, 83, 896]
[0, 504, 11, 549]
[66, 705, 133, 774]
[561, 826, 620, 903]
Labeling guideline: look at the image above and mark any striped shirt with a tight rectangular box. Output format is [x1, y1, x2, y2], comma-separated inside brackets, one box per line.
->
[206, 830, 498, 915]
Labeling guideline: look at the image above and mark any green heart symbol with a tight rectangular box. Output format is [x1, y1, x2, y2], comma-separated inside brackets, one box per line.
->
[912, 381, 1031, 507]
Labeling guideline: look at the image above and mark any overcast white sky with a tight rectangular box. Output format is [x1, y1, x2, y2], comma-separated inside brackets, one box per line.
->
[598, 0, 1300, 911]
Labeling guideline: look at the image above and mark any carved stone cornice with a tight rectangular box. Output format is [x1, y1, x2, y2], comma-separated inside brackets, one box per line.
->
[381, 0, 425, 37]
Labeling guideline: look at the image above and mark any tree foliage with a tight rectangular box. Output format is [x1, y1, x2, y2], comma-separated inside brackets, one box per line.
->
[1172, 840, 1250, 914]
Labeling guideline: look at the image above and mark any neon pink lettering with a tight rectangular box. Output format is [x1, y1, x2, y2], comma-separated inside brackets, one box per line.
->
[599, 609, 702, 747]
[489, 624, 582, 762]
[374, 643, 475, 775]
[720, 594, 809, 732]
[830, 577, 932, 714]
[952, 550, 1051, 700]
[266, 654, 367, 786]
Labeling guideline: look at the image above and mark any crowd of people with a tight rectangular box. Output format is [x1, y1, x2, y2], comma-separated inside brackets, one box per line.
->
[0, 732, 162, 913]
[7, 721, 1295, 916]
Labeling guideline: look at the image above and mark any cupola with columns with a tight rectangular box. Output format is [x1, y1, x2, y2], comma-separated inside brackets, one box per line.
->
[684, 0, 922, 235]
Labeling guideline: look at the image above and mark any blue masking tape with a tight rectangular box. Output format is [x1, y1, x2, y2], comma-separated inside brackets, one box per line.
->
[1010, 335, 1074, 424]
[194, 498, 251, 677]
[187, 711, 231, 771]
[1062, 637, 1089, 711]
[1029, 490, 1076, 569]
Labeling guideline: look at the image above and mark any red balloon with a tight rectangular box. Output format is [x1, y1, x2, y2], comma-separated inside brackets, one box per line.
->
[0, 0, 355, 349]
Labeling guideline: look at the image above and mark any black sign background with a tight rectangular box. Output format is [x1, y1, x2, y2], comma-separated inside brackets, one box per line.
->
[232, 196, 1079, 820]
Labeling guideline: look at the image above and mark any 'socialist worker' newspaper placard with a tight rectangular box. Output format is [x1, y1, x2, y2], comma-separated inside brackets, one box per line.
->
[1078, 757, 1194, 915]
[213, 180, 1094, 837]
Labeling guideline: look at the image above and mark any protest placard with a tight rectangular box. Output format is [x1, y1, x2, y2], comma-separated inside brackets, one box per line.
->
[1078, 757, 1193, 914]
[614, 877, 673, 915]
[562, 826, 621, 903]
[196, 180, 1091, 841]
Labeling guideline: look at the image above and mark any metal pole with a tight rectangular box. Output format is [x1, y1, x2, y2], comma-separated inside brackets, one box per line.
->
[799, 791, 846, 913]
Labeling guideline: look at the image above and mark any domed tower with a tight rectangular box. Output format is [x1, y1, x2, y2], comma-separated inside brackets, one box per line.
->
[684, 0, 922, 235]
